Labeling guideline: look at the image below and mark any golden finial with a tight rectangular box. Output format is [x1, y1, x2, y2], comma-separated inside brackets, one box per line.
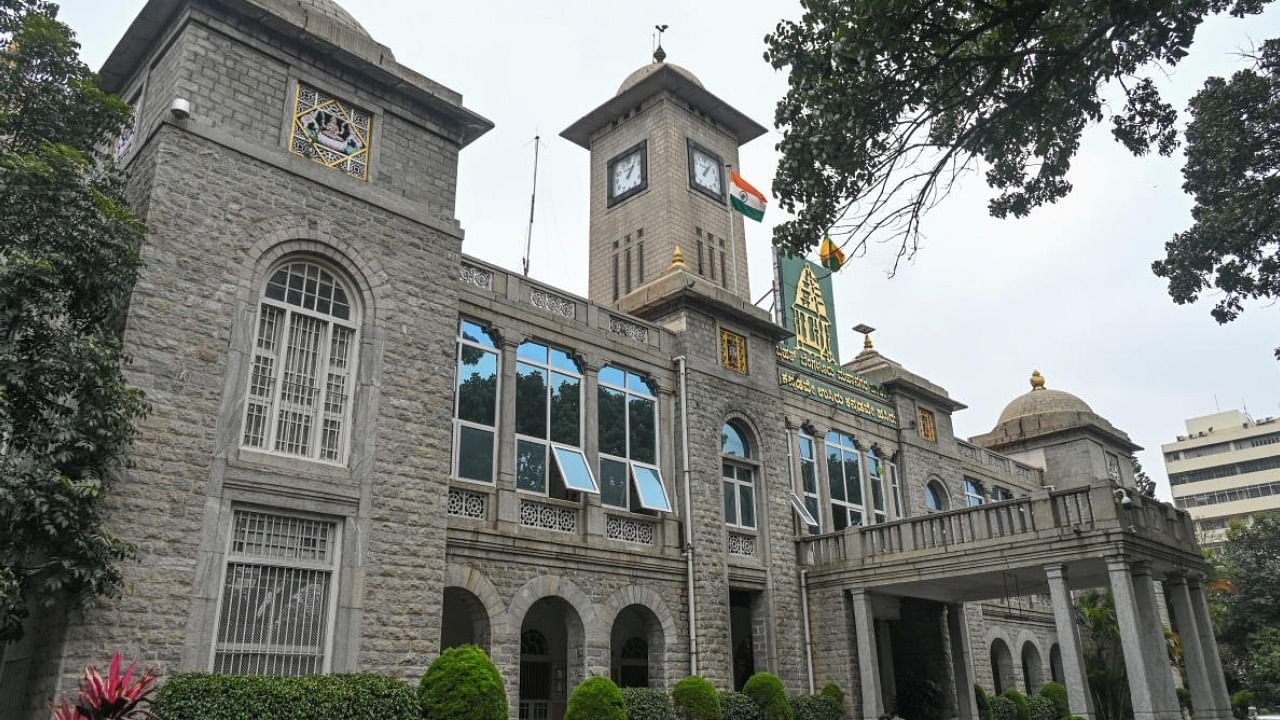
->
[863, 334, 874, 350]
[1030, 370, 1045, 390]
[669, 246, 687, 272]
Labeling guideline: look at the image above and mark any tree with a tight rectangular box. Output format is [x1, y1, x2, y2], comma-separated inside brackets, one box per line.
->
[0, 0, 146, 642]
[763, 0, 1272, 266]
[1131, 457, 1156, 498]
[1213, 513, 1280, 707]
[1075, 590, 1131, 720]
[1151, 40, 1280, 352]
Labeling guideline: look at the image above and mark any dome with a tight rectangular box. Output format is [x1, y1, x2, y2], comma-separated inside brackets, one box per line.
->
[995, 370, 1094, 425]
[617, 62, 704, 95]
[275, 0, 372, 39]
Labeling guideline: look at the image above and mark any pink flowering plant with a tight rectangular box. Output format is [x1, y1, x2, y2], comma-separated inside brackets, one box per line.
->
[49, 652, 158, 720]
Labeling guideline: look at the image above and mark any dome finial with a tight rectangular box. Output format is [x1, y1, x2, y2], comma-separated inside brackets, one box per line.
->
[668, 245, 687, 272]
[1030, 369, 1045, 391]
[653, 24, 669, 63]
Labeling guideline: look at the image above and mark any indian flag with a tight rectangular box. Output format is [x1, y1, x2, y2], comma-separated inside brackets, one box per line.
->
[730, 171, 766, 222]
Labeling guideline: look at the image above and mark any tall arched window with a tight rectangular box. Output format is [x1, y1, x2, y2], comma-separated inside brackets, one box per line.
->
[242, 260, 359, 463]
[722, 422, 756, 529]
[925, 479, 950, 512]
[825, 431, 864, 530]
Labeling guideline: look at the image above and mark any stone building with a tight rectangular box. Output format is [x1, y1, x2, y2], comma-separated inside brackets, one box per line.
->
[0, 2, 1231, 719]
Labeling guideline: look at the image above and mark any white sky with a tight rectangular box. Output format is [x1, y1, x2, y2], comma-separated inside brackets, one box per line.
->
[61, 1, 1280, 499]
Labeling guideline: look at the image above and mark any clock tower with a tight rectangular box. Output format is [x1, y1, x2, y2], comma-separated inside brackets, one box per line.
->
[561, 51, 767, 306]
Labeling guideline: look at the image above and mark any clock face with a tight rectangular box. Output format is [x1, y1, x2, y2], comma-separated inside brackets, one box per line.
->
[613, 152, 642, 195]
[607, 141, 647, 206]
[687, 140, 725, 202]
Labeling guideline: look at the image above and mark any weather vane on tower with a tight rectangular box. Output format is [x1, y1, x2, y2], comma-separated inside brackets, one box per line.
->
[653, 24, 669, 63]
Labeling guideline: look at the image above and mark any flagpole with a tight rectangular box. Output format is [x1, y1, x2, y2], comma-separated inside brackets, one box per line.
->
[771, 245, 784, 326]
[726, 163, 739, 295]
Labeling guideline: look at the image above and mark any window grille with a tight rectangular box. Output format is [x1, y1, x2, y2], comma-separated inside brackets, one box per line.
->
[213, 510, 339, 676]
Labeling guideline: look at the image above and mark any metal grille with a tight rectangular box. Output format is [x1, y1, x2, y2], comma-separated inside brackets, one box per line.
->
[606, 515, 655, 545]
[447, 487, 487, 519]
[213, 511, 337, 676]
[519, 499, 577, 533]
[244, 306, 283, 448]
[727, 532, 756, 557]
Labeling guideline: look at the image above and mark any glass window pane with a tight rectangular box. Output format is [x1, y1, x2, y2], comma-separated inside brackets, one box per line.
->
[805, 496, 821, 532]
[723, 463, 735, 478]
[598, 386, 627, 457]
[460, 320, 496, 348]
[599, 366, 625, 388]
[828, 451, 846, 502]
[632, 464, 671, 512]
[722, 423, 748, 457]
[549, 372, 580, 446]
[844, 453, 863, 504]
[601, 458, 629, 508]
[739, 485, 755, 528]
[456, 347, 497, 426]
[552, 446, 597, 493]
[626, 372, 654, 396]
[457, 426, 494, 482]
[515, 363, 547, 437]
[516, 439, 546, 493]
[790, 493, 818, 527]
[801, 458, 817, 494]
[871, 477, 885, 513]
[517, 341, 547, 364]
[550, 348, 579, 374]
[849, 509, 863, 527]
[723, 481, 737, 525]
[926, 484, 942, 511]
[629, 396, 656, 464]
[799, 436, 814, 461]
[833, 506, 848, 531]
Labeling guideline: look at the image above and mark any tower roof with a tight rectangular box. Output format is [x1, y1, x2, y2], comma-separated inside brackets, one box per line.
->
[270, 0, 372, 41]
[995, 370, 1095, 425]
[972, 371, 1139, 452]
[617, 62, 703, 94]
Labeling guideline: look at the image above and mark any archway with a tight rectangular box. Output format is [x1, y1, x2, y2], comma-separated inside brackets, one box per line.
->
[991, 638, 1016, 694]
[441, 586, 491, 651]
[1049, 644, 1064, 685]
[520, 596, 584, 720]
[611, 604, 665, 689]
[1021, 641, 1044, 693]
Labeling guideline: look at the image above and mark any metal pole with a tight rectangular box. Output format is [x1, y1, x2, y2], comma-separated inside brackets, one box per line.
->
[522, 135, 540, 276]
[676, 355, 698, 676]
[726, 163, 739, 295]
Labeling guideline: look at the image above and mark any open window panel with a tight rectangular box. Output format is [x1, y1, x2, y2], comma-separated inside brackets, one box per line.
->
[551, 445, 599, 494]
[630, 463, 672, 512]
[789, 493, 819, 529]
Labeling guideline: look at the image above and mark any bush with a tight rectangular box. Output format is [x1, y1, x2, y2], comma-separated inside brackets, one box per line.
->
[742, 673, 792, 720]
[719, 691, 757, 720]
[819, 683, 846, 715]
[976, 685, 992, 720]
[418, 644, 507, 720]
[1038, 682, 1069, 719]
[1231, 689, 1256, 719]
[673, 676, 721, 720]
[1176, 686, 1192, 713]
[1028, 695, 1057, 720]
[151, 673, 418, 720]
[1000, 689, 1031, 720]
[991, 696, 1019, 720]
[624, 687, 676, 720]
[566, 676, 626, 720]
[790, 694, 842, 720]
[898, 676, 946, 720]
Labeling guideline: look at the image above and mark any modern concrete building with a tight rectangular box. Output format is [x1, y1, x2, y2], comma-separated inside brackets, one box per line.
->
[0, 2, 1232, 719]
[1164, 410, 1280, 548]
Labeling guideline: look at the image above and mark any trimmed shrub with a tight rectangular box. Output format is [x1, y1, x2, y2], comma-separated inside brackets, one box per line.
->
[151, 673, 418, 720]
[819, 684, 846, 716]
[976, 685, 993, 720]
[1231, 689, 1255, 720]
[898, 676, 946, 720]
[566, 676, 626, 720]
[790, 694, 842, 720]
[1000, 689, 1031, 720]
[991, 696, 1019, 720]
[719, 690, 758, 720]
[1028, 695, 1057, 720]
[624, 687, 676, 720]
[1038, 682, 1069, 719]
[418, 644, 507, 720]
[742, 672, 792, 720]
[673, 676, 721, 720]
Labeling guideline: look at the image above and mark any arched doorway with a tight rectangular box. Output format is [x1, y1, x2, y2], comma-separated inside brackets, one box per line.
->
[520, 597, 584, 720]
[441, 587, 491, 651]
[1049, 644, 1064, 685]
[1022, 641, 1044, 693]
[991, 638, 1015, 694]
[611, 604, 665, 688]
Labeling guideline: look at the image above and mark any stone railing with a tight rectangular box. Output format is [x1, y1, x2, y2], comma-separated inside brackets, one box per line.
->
[797, 481, 1198, 570]
[956, 439, 1043, 483]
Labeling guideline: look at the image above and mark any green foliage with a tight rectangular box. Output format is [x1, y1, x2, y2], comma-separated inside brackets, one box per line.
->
[818, 683, 845, 712]
[762, 0, 1273, 269]
[991, 696, 1019, 720]
[0, 0, 146, 643]
[789, 694, 842, 720]
[1231, 689, 1256, 719]
[623, 687, 675, 720]
[898, 675, 946, 720]
[742, 672, 792, 720]
[672, 676, 721, 720]
[150, 673, 418, 720]
[718, 690, 757, 720]
[417, 645, 507, 720]
[1038, 682, 1069, 719]
[976, 684, 993, 720]
[1000, 690, 1031, 720]
[566, 676, 626, 720]
[1176, 686, 1192, 713]
[1152, 40, 1280, 350]
[1076, 590, 1132, 720]
[1028, 694, 1057, 720]
[1213, 514, 1280, 706]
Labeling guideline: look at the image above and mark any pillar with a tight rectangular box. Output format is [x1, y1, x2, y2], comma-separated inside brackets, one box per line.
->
[1106, 556, 1176, 720]
[1045, 564, 1095, 720]
[1188, 577, 1234, 719]
[876, 619, 897, 713]
[947, 603, 980, 720]
[851, 590, 884, 720]
[1131, 562, 1181, 719]
[1166, 575, 1226, 719]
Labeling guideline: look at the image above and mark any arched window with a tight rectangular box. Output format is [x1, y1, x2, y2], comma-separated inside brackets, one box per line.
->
[825, 431, 864, 530]
[242, 260, 359, 463]
[722, 422, 756, 529]
[925, 479, 949, 512]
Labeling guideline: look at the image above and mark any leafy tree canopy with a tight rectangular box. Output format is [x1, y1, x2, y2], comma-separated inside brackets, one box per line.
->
[0, 0, 146, 641]
[764, 0, 1271, 271]
[1213, 513, 1280, 705]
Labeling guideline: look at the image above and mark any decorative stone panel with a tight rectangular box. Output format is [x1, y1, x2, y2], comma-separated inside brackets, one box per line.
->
[529, 288, 576, 319]
[519, 498, 577, 533]
[459, 263, 493, 290]
[727, 532, 756, 557]
[606, 515, 656, 545]
[609, 315, 649, 343]
[447, 487, 487, 520]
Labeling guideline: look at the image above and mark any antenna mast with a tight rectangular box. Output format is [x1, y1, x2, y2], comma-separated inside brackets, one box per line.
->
[522, 135, 541, 277]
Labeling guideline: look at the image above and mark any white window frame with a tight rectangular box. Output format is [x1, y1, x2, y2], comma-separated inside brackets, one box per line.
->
[514, 341, 583, 497]
[924, 480, 950, 512]
[964, 478, 986, 507]
[597, 366, 667, 512]
[825, 431, 865, 529]
[796, 431, 821, 533]
[240, 260, 360, 465]
[887, 460, 903, 519]
[864, 447, 889, 524]
[723, 459, 757, 530]
[210, 508, 342, 676]
[452, 319, 501, 485]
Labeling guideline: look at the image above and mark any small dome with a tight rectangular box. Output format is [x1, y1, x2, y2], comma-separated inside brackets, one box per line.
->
[277, 0, 372, 39]
[995, 370, 1094, 426]
[617, 62, 704, 95]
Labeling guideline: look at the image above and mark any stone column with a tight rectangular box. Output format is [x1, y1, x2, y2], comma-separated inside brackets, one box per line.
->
[1188, 577, 1233, 719]
[851, 589, 884, 720]
[1131, 562, 1181, 719]
[496, 338, 520, 526]
[1106, 556, 1172, 720]
[876, 619, 897, 712]
[581, 360, 603, 537]
[1045, 564, 1095, 719]
[1166, 575, 1222, 719]
[947, 603, 980, 720]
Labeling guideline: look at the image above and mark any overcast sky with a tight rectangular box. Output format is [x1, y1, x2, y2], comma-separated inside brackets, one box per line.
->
[61, 1, 1279, 499]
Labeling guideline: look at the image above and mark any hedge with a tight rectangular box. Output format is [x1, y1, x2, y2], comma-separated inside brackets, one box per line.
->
[1038, 682, 1069, 720]
[719, 690, 758, 720]
[567, 676, 626, 720]
[624, 687, 676, 720]
[976, 685, 993, 720]
[742, 673, 792, 720]
[991, 696, 1019, 720]
[418, 644, 507, 720]
[150, 673, 418, 720]
[790, 694, 842, 720]
[1028, 695, 1057, 720]
[1000, 689, 1032, 720]
[673, 676, 721, 720]
[818, 683, 845, 715]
